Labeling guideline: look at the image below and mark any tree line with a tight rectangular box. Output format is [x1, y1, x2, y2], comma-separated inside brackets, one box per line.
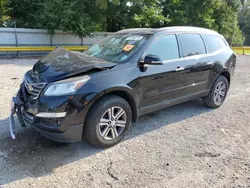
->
[0, 0, 250, 46]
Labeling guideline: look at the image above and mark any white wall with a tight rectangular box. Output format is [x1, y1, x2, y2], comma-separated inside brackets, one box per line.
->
[0, 28, 111, 57]
[0, 28, 110, 46]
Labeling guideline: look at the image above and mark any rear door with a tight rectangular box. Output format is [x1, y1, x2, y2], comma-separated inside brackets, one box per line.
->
[178, 33, 213, 95]
[138, 34, 187, 114]
[202, 34, 229, 87]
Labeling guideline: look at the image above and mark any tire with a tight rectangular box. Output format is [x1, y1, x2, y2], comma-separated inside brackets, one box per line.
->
[203, 75, 229, 108]
[84, 95, 132, 148]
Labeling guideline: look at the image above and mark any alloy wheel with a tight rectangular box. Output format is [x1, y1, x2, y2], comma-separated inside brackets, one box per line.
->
[98, 106, 127, 141]
[214, 81, 227, 105]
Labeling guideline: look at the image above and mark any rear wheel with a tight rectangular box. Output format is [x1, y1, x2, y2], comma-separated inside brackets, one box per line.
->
[203, 75, 229, 108]
[84, 95, 132, 148]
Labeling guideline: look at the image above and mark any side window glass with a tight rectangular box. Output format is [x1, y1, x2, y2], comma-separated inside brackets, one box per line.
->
[202, 34, 226, 53]
[145, 35, 179, 61]
[179, 34, 206, 57]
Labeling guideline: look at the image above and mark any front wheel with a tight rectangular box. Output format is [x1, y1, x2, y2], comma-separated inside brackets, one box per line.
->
[84, 95, 132, 148]
[203, 75, 229, 108]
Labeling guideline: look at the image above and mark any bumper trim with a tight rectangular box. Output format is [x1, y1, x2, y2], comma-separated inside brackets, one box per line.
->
[36, 112, 67, 118]
[9, 114, 16, 139]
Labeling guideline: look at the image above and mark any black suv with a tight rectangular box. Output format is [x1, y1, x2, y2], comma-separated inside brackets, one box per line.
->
[10, 27, 236, 148]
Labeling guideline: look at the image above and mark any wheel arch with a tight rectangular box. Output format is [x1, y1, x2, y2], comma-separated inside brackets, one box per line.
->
[104, 90, 138, 122]
[84, 87, 139, 126]
[219, 71, 231, 86]
[209, 70, 231, 92]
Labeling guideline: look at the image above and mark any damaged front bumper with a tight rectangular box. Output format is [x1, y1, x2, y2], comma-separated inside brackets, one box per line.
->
[9, 92, 84, 143]
[8, 76, 96, 143]
[9, 96, 26, 139]
[9, 100, 16, 139]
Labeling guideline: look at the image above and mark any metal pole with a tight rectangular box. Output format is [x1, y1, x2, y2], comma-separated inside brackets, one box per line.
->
[81, 37, 83, 52]
[81, 37, 83, 46]
[14, 21, 19, 57]
[50, 34, 53, 47]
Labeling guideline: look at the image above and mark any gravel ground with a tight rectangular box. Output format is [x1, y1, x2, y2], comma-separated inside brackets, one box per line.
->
[0, 56, 250, 188]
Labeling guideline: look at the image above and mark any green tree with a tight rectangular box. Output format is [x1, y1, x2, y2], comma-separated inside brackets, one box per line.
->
[3, 0, 44, 28]
[0, 0, 4, 26]
[212, 0, 244, 45]
[3, 0, 103, 37]
[162, 0, 244, 45]
[34, 0, 102, 37]
[239, 0, 250, 32]
[239, 0, 250, 45]
[95, 0, 145, 32]
[163, 0, 216, 28]
[1, 0, 245, 45]
[0, 0, 8, 26]
[132, 0, 170, 28]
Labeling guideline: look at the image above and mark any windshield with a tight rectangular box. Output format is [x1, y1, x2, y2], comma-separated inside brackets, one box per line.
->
[83, 34, 149, 63]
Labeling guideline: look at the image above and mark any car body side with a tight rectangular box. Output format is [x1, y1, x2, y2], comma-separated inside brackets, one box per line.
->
[20, 28, 236, 142]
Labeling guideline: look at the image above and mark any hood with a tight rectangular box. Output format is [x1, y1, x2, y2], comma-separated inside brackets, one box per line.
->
[31, 47, 116, 83]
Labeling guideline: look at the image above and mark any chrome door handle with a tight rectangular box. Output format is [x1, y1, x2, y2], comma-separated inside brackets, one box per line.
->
[175, 67, 185, 72]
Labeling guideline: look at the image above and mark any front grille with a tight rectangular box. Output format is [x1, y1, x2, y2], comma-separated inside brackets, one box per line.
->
[24, 73, 46, 99]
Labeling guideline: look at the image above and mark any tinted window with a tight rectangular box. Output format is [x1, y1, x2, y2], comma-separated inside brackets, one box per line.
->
[202, 35, 226, 53]
[179, 34, 206, 57]
[145, 35, 179, 61]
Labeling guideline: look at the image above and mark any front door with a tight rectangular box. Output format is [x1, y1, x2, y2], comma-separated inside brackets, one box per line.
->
[138, 34, 187, 114]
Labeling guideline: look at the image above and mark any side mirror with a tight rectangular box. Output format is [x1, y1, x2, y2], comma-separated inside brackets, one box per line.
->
[140, 55, 163, 65]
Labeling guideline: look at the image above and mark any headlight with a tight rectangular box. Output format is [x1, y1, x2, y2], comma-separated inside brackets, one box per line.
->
[44, 75, 90, 96]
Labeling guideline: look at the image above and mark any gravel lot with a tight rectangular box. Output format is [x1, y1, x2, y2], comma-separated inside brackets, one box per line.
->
[0, 56, 250, 188]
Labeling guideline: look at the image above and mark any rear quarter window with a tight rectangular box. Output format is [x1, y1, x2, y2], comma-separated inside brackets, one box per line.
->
[202, 35, 226, 53]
